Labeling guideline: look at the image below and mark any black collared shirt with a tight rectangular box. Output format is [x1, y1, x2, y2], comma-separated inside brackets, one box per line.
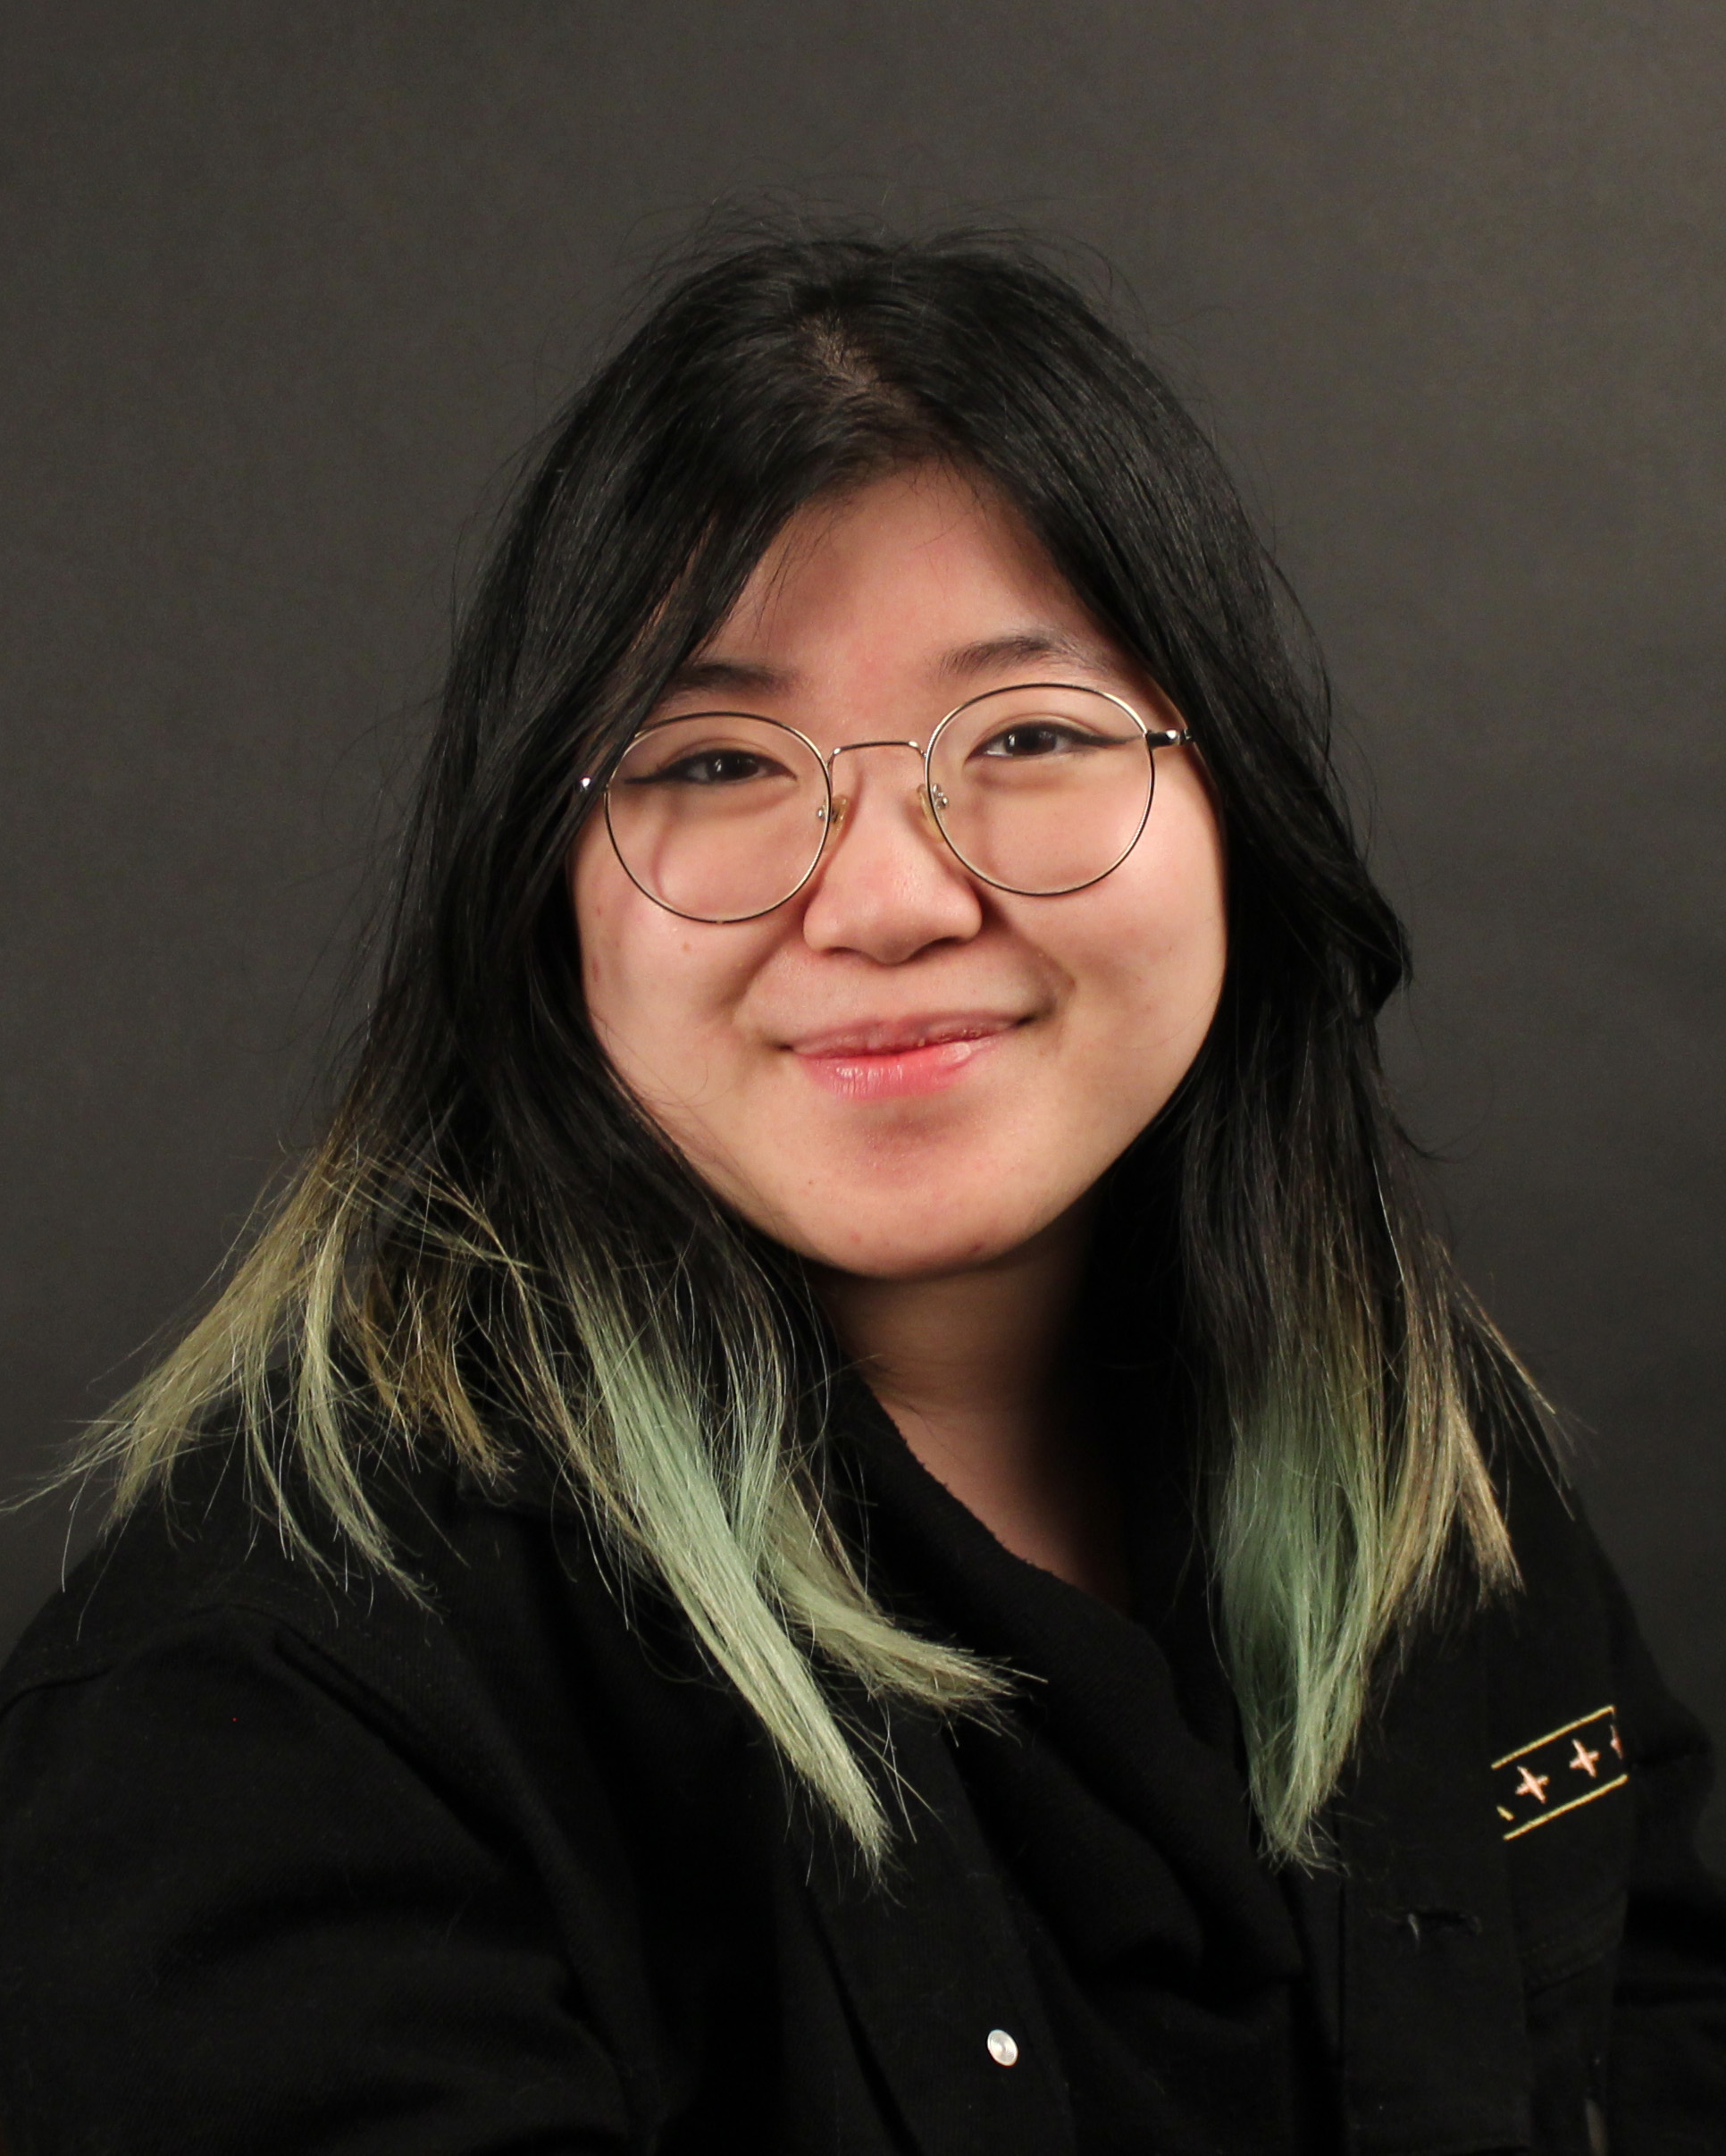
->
[1, 1390, 1723, 2152]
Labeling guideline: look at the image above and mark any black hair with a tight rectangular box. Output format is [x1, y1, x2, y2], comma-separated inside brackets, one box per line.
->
[105, 227, 1531, 1862]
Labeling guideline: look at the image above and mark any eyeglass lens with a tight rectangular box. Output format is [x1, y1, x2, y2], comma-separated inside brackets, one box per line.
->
[603, 684, 1156, 924]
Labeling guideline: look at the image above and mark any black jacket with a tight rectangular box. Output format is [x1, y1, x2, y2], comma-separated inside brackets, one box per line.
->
[0, 1394, 1722, 2155]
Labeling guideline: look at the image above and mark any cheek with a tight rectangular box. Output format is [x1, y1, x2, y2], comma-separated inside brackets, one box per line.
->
[569, 827, 771, 1095]
[1023, 801, 1227, 1158]
[1084, 777, 1228, 1038]
[570, 827, 636, 1041]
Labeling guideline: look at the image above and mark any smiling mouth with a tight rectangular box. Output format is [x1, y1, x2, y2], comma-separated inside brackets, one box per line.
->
[789, 1014, 1022, 1057]
[788, 1015, 1022, 1100]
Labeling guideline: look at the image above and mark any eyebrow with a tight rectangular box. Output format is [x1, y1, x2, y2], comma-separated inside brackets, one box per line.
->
[659, 626, 1112, 703]
[934, 628, 1112, 682]
[658, 654, 792, 699]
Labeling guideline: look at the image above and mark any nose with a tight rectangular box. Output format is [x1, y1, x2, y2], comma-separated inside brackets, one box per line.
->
[799, 742, 984, 962]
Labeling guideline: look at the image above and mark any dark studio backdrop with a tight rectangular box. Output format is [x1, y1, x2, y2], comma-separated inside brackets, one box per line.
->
[4, 4, 1723, 1858]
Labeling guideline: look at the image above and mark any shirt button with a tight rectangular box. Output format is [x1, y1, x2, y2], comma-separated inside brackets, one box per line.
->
[985, 2028, 1019, 2068]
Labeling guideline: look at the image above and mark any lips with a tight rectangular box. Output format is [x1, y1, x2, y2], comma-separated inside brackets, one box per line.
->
[787, 1013, 1022, 1101]
[788, 1013, 1021, 1058]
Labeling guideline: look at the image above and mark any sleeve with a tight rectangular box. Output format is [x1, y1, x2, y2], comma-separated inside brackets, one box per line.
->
[1598, 1536, 1726, 2146]
[0, 1609, 639, 2156]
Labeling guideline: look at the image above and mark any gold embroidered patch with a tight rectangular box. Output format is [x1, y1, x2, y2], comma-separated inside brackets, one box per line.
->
[1492, 1707, 1628, 1841]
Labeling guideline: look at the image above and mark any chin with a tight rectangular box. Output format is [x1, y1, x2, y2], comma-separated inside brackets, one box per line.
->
[791, 1204, 1055, 1282]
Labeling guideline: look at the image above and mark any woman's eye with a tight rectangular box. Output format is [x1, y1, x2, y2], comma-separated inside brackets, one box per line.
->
[639, 749, 780, 786]
[976, 723, 1095, 759]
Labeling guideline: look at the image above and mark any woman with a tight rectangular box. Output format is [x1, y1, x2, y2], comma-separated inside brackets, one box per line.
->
[1, 230, 1721, 2154]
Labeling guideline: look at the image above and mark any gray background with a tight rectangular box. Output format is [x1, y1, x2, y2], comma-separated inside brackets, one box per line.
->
[4, 4, 1722, 1857]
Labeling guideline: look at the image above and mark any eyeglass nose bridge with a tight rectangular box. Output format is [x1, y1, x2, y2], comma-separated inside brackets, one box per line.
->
[817, 736, 935, 832]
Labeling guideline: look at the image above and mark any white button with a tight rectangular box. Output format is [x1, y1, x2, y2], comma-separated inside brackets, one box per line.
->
[985, 2027, 1019, 2067]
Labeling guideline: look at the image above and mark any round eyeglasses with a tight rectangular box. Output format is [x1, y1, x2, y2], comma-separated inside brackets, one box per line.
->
[583, 681, 1191, 925]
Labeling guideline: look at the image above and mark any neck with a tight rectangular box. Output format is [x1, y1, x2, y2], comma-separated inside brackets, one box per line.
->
[811, 1204, 1130, 1609]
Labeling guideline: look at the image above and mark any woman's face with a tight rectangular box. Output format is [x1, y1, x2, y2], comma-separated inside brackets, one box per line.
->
[572, 464, 1227, 1281]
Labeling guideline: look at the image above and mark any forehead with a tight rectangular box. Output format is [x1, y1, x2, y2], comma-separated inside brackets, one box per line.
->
[662, 465, 1126, 705]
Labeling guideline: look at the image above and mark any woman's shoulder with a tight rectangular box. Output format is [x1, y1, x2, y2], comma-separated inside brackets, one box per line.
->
[1484, 1429, 1697, 1765]
[0, 1405, 752, 1818]
[0, 1414, 784, 2153]
[3, 1418, 527, 1690]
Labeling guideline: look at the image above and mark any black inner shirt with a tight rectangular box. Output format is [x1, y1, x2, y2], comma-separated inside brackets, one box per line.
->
[831, 1372, 1332, 2154]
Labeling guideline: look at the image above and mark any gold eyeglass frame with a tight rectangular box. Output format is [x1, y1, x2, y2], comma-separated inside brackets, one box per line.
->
[580, 681, 1192, 925]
